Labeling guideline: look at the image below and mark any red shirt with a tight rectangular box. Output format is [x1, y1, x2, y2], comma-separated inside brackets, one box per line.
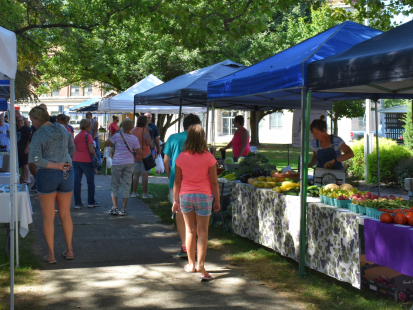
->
[175, 151, 216, 196]
[73, 130, 94, 162]
[109, 123, 119, 137]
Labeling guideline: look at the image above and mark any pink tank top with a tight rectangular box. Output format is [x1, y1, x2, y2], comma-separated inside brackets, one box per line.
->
[232, 127, 250, 158]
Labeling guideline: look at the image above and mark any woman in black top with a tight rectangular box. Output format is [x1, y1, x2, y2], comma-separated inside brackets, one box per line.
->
[16, 115, 32, 184]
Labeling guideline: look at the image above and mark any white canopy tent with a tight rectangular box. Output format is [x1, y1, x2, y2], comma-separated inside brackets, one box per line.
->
[98, 75, 164, 113]
[0, 25, 17, 309]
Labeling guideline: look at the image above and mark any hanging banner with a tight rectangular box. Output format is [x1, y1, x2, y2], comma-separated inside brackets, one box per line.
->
[292, 109, 327, 148]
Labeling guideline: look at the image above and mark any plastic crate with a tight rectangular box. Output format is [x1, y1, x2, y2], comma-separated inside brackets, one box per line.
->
[358, 206, 367, 215]
[349, 203, 359, 213]
[334, 199, 351, 209]
[365, 207, 375, 217]
[320, 195, 326, 204]
[372, 210, 385, 219]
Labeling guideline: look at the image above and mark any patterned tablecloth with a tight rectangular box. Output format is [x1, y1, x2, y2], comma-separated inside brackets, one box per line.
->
[231, 182, 361, 288]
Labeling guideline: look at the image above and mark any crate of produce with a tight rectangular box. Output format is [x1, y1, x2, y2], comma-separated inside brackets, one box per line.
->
[349, 203, 359, 213]
[334, 199, 351, 209]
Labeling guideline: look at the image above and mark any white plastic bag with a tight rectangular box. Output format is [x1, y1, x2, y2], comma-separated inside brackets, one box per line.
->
[155, 155, 164, 174]
[106, 156, 112, 169]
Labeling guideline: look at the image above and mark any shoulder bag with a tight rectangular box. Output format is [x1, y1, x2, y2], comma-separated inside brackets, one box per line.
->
[140, 128, 156, 171]
[85, 133, 102, 169]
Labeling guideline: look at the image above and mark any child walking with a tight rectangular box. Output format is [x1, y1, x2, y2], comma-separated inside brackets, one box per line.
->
[172, 124, 220, 280]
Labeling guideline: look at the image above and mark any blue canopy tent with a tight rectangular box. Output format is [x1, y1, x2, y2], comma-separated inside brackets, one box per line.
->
[0, 98, 8, 111]
[207, 21, 383, 277]
[134, 60, 247, 132]
[308, 19, 413, 203]
[0, 80, 9, 98]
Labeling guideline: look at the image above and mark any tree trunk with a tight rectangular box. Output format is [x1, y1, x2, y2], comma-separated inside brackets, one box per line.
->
[156, 114, 179, 142]
[249, 111, 263, 146]
[333, 114, 339, 136]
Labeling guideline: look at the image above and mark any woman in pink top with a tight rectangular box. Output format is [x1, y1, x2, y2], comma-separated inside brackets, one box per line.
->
[73, 119, 99, 209]
[219, 115, 250, 161]
[173, 124, 220, 280]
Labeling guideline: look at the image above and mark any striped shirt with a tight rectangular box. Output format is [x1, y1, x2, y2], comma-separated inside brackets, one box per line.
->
[110, 132, 140, 165]
[311, 135, 344, 158]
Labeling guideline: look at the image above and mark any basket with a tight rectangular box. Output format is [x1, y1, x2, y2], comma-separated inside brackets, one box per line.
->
[372, 210, 385, 219]
[349, 203, 359, 213]
[365, 207, 374, 217]
[358, 206, 367, 215]
[326, 197, 335, 207]
[334, 199, 351, 209]
[320, 195, 326, 204]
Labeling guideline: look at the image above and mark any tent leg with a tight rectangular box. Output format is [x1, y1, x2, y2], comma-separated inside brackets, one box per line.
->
[178, 97, 182, 133]
[255, 108, 258, 147]
[9, 78, 16, 310]
[298, 89, 310, 277]
[133, 102, 136, 127]
[375, 100, 380, 196]
[205, 101, 210, 143]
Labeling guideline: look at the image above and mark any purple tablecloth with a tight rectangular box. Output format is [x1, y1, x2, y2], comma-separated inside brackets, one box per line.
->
[365, 219, 413, 277]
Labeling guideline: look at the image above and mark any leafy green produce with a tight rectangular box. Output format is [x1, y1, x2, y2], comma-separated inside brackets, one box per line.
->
[234, 153, 276, 179]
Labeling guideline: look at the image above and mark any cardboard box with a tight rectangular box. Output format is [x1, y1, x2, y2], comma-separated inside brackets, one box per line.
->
[360, 254, 413, 302]
[314, 168, 345, 186]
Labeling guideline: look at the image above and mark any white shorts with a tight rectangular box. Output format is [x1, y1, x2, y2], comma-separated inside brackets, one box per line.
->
[134, 160, 151, 174]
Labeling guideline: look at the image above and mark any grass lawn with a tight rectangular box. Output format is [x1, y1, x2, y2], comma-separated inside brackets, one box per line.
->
[145, 182, 413, 310]
[0, 225, 42, 309]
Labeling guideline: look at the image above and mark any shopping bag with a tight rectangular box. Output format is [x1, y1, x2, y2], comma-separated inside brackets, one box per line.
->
[155, 155, 164, 174]
[106, 156, 112, 169]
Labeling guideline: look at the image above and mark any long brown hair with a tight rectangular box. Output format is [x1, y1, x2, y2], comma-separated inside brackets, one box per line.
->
[184, 124, 207, 154]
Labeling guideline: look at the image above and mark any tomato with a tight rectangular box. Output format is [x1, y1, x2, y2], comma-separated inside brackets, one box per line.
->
[379, 208, 385, 212]
[396, 208, 403, 213]
[394, 213, 408, 225]
[409, 217, 413, 226]
[406, 211, 413, 220]
[380, 213, 393, 224]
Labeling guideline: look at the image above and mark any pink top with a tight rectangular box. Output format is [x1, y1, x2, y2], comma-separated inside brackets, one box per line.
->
[109, 123, 119, 136]
[110, 132, 140, 165]
[73, 130, 93, 162]
[175, 151, 216, 196]
[232, 127, 250, 158]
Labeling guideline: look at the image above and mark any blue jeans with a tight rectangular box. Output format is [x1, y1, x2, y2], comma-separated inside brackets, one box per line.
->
[36, 167, 74, 194]
[94, 137, 102, 171]
[73, 161, 95, 205]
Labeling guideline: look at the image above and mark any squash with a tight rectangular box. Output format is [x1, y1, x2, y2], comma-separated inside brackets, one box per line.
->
[324, 183, 339, 190]
[339, 183, 353, 191]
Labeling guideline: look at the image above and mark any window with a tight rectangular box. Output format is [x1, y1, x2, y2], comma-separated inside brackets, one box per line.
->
[269, 112, 283, 129]
[52, 89, 60, 97]
[84, 84, 93, 96]
[358, 115, 366, 129]
[221, 111, 237, 135]
[70, 85, 80, 96]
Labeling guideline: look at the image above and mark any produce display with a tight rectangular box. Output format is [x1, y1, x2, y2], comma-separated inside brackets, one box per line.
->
[234, 152, 277, 180]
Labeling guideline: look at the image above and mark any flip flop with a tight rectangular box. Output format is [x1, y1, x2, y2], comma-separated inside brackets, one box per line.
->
[199, 273, 213, 281]
[184, 264, 196, 273]
[43, 256, 57, 264]
[63, 249, 74, 260]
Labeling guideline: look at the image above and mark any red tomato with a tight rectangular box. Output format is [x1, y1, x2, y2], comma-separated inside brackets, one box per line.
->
[409, 217, 413, 226]
[406, 211, 413, 220]
[380, 213, 393, 224]
[394, 213, 408, 225]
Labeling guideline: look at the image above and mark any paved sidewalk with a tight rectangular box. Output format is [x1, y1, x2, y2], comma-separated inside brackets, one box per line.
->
[30, 174, 299, 309]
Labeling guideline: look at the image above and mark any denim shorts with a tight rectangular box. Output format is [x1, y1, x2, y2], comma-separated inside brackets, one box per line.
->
[179, 194, 213, 216]
[36, 168, 74, 194]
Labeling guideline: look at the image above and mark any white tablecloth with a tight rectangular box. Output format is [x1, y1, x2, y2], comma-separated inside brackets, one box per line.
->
[0, 185, 33, 237]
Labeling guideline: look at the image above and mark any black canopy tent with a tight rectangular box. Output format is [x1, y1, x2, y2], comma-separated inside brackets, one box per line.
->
[308, 19, 413, 197]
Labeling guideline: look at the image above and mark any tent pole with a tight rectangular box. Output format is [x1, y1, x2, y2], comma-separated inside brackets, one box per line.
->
[133, 102, 136, 127]
[178, 97, 182, 133]
[205, 101, 210, 143]
[298, 88, 310, 277]
[375, 100, 380, 196]
[330, 111, 333, 134]
[255, 108, 258, 147]
[9, 78, 16, 310]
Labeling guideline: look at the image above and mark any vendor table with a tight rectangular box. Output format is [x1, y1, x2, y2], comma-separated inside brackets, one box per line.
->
[231, 182, 361, 288]
[0, 184, 33, 237]
[217, 178, 234, 232]
[0, 172, 19, 184]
